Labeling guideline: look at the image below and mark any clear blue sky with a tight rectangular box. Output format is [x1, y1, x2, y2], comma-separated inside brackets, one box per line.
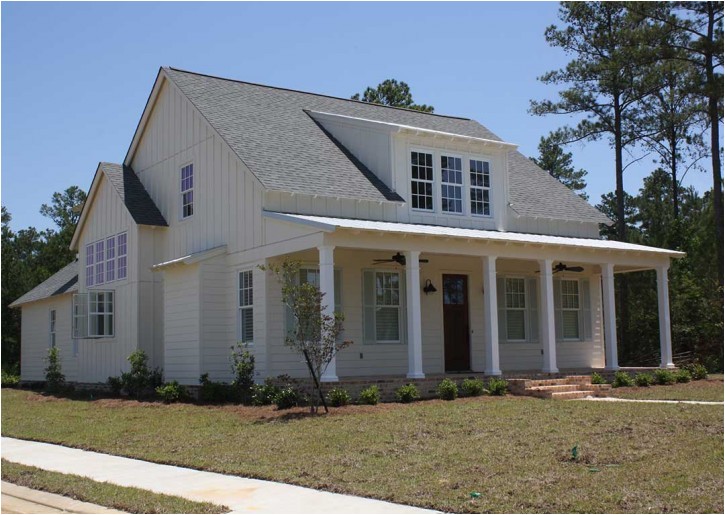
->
[1, 1, 714, 231]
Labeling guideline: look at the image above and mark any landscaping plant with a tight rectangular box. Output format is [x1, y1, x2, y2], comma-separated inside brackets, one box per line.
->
[461, 378, 485, 397]
[327, 387, 351, 407]
[395, 383, 420, 403]
[611, 371, 635, 388]
[274, 386, 299, 410]
[653, 369, 677, 385]
[675, 369, 692, 383]
[683, 362, 708, 380]
[250, 380, 280, 406]
[634, 373, 654, 387]
[358, 385, 380, 405]
[156, 381, 188, 403]
[109, 350, 163, 399]
[44, 347, 65, 394]
[1, 367, 20, 388]
[230, 343, 255, 403]
[486, 378, 508, 396]
[590, 372, 607, 385]
[198, 373, 235, 404]
[436, 378, 458, 401]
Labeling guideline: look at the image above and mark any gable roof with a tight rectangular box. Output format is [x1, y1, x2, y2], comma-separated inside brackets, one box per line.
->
[143, 67, 609, 223]
[70, 162, 167, 249]
[9, 260, 79, 308]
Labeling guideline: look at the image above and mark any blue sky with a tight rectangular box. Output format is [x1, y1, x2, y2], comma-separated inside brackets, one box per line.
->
[1, 1, 714, 231]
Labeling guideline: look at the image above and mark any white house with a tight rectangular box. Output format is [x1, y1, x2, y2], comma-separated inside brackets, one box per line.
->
[11, 67, 683, 386]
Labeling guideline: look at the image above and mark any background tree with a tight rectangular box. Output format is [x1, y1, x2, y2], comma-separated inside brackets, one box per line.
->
[352, 79, 435, 113]
[530, 131, 589, 199]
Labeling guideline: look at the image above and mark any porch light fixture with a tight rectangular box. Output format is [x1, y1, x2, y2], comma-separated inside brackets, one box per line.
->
[423, 279, 437, 295]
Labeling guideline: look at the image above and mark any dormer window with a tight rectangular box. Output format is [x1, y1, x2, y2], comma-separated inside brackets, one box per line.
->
[440, 155, 463, 214]
[410, 151, 433, 211]
[470, 159, 491, 216]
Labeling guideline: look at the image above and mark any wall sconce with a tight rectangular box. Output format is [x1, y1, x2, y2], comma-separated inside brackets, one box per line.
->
[423, 279, 437, 295]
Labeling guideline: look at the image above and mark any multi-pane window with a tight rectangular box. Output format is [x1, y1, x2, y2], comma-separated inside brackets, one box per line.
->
[238, 270, 253, 343]
[560, 280, 580, 339]
[89, 291, 114, 337]
[86, 243, 95, 287]
[470, 159, 491, 216]
[505, 278, 527, 341]
[410, 151, 434, 211]
[49, 310, 56, 348]
[85, 233, 128, 286]
[117, 233, 127, 280]
[374, 271, 402, 342]
[106, 237, 116, 282]
[181, 164, 194, 219]
[440, 155, 463, 213]
[95, 241, 105, 284]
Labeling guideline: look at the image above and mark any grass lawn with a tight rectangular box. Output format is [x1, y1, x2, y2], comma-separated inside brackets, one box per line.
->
[609, 377, 724, 402]
[1, 459, 228, 513]
[2, 388, 722, 513]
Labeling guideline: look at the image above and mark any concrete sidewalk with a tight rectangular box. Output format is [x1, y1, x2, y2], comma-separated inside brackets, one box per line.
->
[1, 481, 125, 514]
[1, 438, 436, 514]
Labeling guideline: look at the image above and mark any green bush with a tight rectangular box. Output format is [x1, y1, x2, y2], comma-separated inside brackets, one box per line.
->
[1, 369, 20, 388]
[327, 387, 351, 407]
[155, 381, 188, 403]
[486, 378, 508, 396]
[682, 363, 708, 380]
[198, 373, 236, 403]
[611, 371, 634, 388]
[634, 373, 653, 387]
[230, 344, 255, 404]
[675, 369, 692, 383]
[274, 386, 299, 410]
[590, 372, 607, 385]
[44, 347, 66, 394]
[119, 350, 163, 399]
[461, 378, 485, 397]
[395, 383, 420, 403]
[107, 376, 123, 396]
[653, 369, 676, 385]
[250, 380, 280, 406]
[436, 378, 458, 401]
[358, 385, 380, 405]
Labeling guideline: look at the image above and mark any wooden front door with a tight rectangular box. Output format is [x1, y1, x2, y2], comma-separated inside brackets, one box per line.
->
[443, 274, 470, 371]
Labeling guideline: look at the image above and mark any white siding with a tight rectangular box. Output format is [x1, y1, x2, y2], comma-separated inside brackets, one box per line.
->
[198, 256, 236, 381]
[163, 264, 200, 384]
[20, 296, 76, 382]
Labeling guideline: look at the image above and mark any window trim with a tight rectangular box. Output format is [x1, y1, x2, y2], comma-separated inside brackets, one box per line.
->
[410, 149, 435, 212]
[440, 153, 464, 215]
[180, 162, 194, 220]
[504, 276, 528, 343]
[469, 157, 493, 218]
[238, 269, 254, 345]
[49, 309, 56, 348]
[84, 232, 128, 287]
[559, 278, 581, 341]
[363, 269, 405, 345]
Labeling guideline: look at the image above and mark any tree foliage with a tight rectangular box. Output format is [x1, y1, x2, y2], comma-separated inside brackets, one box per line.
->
[351, 79, 435, 113]
[530, 131, 589, 199]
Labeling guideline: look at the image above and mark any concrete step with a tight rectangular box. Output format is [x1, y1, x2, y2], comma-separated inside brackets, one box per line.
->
[550, 390, 595, 400]
[565, 375, 593, 384]
[526, 384, 581, 393]
[523, 378, 573, 388]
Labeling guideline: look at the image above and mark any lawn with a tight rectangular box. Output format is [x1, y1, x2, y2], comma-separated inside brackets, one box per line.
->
[609, 376, 724, 402]
[1, 459, 228, 513]
[2, 388, 722, 513]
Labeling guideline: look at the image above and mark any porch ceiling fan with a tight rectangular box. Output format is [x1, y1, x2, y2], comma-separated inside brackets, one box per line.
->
[372, 252, 429, 266]
[552, 262, 584, 274]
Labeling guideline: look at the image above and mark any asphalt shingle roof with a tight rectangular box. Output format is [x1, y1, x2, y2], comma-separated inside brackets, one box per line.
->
[9, 260, 79, 307]
[99, 163, 168, 227]
[164, 67, 609, 223]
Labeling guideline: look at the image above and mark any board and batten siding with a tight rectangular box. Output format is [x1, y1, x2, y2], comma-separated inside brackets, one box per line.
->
[162, 264, 201, 384]
[20, 296, 76, 382]
[130, 78, 264, 262]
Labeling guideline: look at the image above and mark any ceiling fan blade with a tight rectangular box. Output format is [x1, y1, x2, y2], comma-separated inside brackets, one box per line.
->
[566, 266, 584, 272]
[372, 259, 394, 263]
[419, 259, 429, 263]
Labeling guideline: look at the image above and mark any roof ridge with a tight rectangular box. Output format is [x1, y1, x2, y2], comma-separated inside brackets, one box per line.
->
[165, 66, 473, 122]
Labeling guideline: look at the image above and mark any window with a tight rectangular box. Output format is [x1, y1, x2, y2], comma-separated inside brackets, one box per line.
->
[85, 232, 127, 286]
[117, 233, 127, 280]
[560, 279, 580, 340]
[72, 291, 114, 338]
[440, 155, 463, 213]
[410, 151, 433, 211]
[181, 164, 194, 219]
[505, 278, 527, 341]
[95, 240, 105, 285]
[363, 271, 404, 343]
[49, 310, 56, 348]
[470, 159, 491, 216]
[285, 268, 343, 337]
[106, 237, 115, 282]
[85, 243, 95, 287]
[238, 270, 253, 343]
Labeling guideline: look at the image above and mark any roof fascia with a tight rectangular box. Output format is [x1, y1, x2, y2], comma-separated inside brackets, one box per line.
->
[151, 244, 227, 271]
[262, 210, 337, 232]
[124, 68, 166, 166]
[69, 164, 105, 250]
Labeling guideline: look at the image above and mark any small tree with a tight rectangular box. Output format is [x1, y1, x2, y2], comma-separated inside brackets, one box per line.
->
[44, 347, 65, 394]
[230, 343, 255, 403]
[261, 260, 352, 413]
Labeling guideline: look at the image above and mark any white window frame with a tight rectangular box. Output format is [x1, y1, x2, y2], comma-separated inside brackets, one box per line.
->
[560, 279, 581, 341]
[410, 150, 435, 212]
[49, 309, 57, 348]
[440, 153, 464, 215]
[504, 277, 527, 342]
[469, 158, 493, 217]
[180, 163, 194, 220]
[238, 269, 254, 344]
[88, 291, 114, 338]
[85, 232, 127, 287]
[366, 269, 404, 344]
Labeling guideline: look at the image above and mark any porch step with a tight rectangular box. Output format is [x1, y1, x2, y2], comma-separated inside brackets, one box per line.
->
[550, 390, 595, 400]
[510, 374, 604, 400]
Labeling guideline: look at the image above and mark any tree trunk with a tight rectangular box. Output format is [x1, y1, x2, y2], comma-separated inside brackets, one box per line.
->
[671, 129, 679, 220]
[613, 97, 629, 358]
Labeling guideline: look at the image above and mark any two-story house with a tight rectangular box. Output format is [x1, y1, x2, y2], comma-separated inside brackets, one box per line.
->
[11, 67, 682, 386]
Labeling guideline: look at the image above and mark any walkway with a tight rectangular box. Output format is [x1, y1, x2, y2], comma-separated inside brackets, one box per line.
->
[1, 438, 436, 514]
[1, 481, 124, 514]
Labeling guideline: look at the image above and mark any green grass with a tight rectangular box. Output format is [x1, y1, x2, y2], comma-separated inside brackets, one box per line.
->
[2, 389, 722, 513]
[1, 459, 228, 513]
[609, 377, 724, 402]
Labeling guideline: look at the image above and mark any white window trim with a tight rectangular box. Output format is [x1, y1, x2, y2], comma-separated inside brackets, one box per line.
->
[469, 157, 493, 218]
[409, 148, 435, 213]
[238, 269, 254, 345]
[88, 290, 115, 338]
[180, 162, 194, 220]
[49, 309, 56, 348]
[504, 276, 528, 343]
[364, 268, 405, 345]
[440, 152, 465, 216]
[559, 278, 581, 342]
[85, 232, 128, 287]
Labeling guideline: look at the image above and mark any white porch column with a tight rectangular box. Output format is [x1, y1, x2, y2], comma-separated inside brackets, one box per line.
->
[405, 250, 425, 379]
[657, 265, 675, 369]
[538, 259, 559, 373]
[601, 263, 619, 370]
[318, 245, 338, 382]
[482, 256, 502, 375]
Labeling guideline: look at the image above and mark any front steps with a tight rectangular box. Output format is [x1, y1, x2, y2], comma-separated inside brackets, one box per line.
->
[508, 375, 611, 400]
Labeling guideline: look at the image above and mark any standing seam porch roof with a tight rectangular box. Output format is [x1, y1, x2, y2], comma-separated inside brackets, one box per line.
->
[162, 68, 610, 224]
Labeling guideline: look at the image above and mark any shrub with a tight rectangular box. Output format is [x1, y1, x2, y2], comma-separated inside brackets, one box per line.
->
[230, 343, 255, 403]
[486, 378, 508, 396]
[44, 347, 65, 394]
[199, 373, 236, 403]
[682, 363, 708, 380]
[634, 373, 653, 387]
[675, 369, 692, 383]
[590, 372, 607, 385]
[611, 371, 634, 388]
[461, 378, 485, 397]
[1, 368, 20, 388]
[274, 386, 300, 410]
[395, 383, 420, 403]
[653, 369, 676, 385]
[251, 380, 280, 406]
[326, 387, 351, 407]
[358, 385, 380, 405]
[107, 376, 123, 396]
[156, 381, 188, 403]
[436, 378, 458, 401]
